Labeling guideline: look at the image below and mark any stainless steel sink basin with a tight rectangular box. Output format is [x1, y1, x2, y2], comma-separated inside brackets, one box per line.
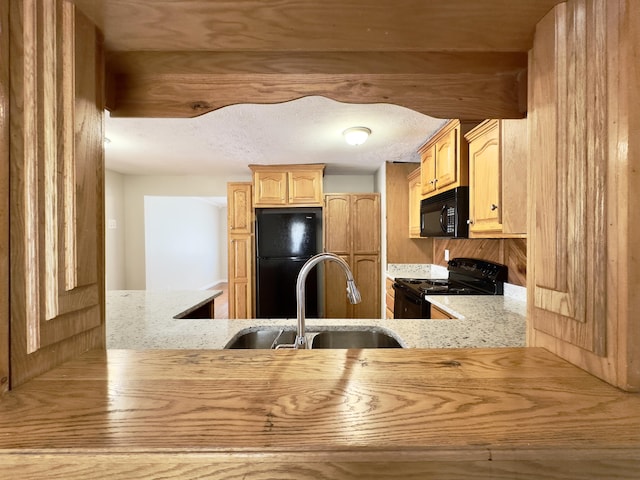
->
[224, 328, 403, 349]
[310, 330, 402, 349]
[224, 329, 296, 349]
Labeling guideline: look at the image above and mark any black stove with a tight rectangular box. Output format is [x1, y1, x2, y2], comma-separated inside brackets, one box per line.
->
[395, 258, 508, 296]
[392, 258, 508, 319]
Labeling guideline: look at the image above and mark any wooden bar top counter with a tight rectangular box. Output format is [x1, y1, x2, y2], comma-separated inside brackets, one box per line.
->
[1, 347, 639, 479]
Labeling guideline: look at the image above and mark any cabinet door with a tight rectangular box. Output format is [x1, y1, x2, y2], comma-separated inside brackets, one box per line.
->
[408, 168, 421, 238]
[420, 144, 436, 195]
[228, 235, 253, 319]
[324, 195, 350, 254]
[435, 127, 458, 190]
[227, 183, 252, 235]
[352, 194, 380, 254]
[323, 254, 352, 318]
[324, 194, 381, 319]
[352, 255, 380, 319]
[431, 305, 454, 319]
[9, 1, 104, 387]
[288, 170, 322, 205]
[254, 171, 287, 206]
[469, 121, 502, 235]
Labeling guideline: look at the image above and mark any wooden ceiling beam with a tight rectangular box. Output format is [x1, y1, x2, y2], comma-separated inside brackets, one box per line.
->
[106, 51, 528, 119]
[107, 70, 525, 120]
[107, 51, 528, 76]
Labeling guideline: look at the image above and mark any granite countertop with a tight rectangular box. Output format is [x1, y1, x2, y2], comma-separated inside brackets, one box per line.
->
[107, 281, 526, 349]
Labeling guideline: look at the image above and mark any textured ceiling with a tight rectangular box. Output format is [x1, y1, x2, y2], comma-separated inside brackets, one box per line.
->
[105, 96, 447, 176]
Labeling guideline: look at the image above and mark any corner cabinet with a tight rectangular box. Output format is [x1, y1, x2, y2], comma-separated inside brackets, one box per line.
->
[324, 194, 381, 319]
[250, 164, 325, 207]
[227, 183, 254, 319]
[465, 119, 527, 238]
[407, 167, 422, 238]
[419, 120, 477, 198]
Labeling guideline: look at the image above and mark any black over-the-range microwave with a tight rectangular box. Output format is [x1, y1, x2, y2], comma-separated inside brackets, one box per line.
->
[420, 187, 469, 238]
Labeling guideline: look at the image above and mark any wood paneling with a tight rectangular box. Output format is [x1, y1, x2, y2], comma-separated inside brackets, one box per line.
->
[0, 348, 639, 478]
[501, 118, 528, 234]
[109, 70, 525, 120]
[528, 0, 639, 391]
[385, 162, 433, 264]
[74, 0, 562, 118]
[433, 238, 527, 287]
[74, 1, 562, 52]
[0, 0, 9, 395]
[503, 239, 528, 288]
[9, 0, 105, 387]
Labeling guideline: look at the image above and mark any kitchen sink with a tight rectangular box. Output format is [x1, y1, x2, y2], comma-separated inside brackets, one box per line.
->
[310, 330, 402, 349]
[224, 328, 403, 349]
[224, 329, 297, 349]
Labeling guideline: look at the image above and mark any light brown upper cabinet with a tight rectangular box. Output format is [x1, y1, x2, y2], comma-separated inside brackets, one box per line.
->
[419, 120, 477, 198]
[227, 182, 254, 319]
[408, 167, 422, 238]
[465, 119, 528, 238]
[324, 194, 381, 319]
[250, 164, 325, 207]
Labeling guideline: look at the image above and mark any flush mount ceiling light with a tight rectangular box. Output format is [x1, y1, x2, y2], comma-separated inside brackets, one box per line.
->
[342, 126, 371, 146]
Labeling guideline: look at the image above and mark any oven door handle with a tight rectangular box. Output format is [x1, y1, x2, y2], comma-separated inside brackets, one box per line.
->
[439, 205, 447, 232]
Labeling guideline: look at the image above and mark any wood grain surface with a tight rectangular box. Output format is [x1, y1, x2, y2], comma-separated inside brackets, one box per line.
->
[0, 0, 8, 396]
[527, 0, 640, 391]
[9, 0, 105, 388]
[385, 162, 433, 264]
[433, 238, 527, 287]
[0, 348, 638, 478]
[71, 0, 564, 118]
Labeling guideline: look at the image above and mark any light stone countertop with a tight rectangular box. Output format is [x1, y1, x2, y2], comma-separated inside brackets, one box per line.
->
[107, 286, 526, 350]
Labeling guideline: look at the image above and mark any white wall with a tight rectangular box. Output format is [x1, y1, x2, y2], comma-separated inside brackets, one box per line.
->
[110, 172, 375, 290]
[105, 170, 126, 290]
[144, 197, 226, 290]
[123, 174, 249, 289]
[324, 174, 375, 193]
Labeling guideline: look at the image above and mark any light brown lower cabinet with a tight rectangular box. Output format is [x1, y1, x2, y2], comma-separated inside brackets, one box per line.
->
[228, 235, 253, 319]
[324, 194, 381, 318]
[430, 305, 454, 319]
[385, 278, 395, 319]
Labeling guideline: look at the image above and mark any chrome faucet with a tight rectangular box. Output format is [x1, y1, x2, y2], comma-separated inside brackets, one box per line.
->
[276, 253, 361, 349]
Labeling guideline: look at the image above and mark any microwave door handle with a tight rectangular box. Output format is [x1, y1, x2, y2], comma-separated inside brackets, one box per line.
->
[439, 205, 447, 232]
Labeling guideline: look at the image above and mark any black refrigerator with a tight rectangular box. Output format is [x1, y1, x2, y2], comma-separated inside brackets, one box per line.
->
[255, 207, 322, 318]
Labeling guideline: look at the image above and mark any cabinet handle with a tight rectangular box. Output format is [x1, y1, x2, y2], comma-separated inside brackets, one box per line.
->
[490, 203, 499, 211]
[467, 219, 474, 225]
